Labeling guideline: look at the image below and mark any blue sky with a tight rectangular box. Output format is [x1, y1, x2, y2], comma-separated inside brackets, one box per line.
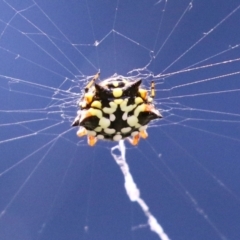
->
[0, 0, 240, 240]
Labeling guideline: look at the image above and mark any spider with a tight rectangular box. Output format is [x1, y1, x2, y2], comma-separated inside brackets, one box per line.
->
[72, 73, 162, 146]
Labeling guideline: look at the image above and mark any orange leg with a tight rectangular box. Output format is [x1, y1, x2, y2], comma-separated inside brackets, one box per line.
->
[128, 134, 140, 145]
[88, 135, 97, 146]
[139, 130, 148, 139]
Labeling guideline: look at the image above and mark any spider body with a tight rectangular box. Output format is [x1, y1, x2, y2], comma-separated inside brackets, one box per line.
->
[72, 73, 162, 146]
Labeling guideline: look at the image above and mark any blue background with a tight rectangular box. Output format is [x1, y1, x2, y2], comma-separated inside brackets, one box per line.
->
[0, 0, 240, 240]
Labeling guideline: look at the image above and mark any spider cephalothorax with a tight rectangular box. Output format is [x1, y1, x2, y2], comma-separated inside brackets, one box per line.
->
[72, 73, 162, 146]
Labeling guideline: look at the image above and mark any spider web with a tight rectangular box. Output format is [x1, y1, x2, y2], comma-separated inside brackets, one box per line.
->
[0, 0, 240, 239]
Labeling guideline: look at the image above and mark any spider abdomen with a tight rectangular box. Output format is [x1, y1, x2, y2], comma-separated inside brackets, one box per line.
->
[72, 74, 162, 146]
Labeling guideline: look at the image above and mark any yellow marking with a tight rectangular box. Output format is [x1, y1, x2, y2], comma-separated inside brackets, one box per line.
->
[103, 101, 117, 114]
[113, 135, 122, 141]
[139, 89, 147, 100]
[134, 104, 146, 117]
[103, 107, 115, 114]
[88, 108, 102, 118]
[104, 128, 116, 134]
[125, 104, 136, 112]
[80, 108, 101, 123]
[121, 127, 131, 133]
[85, 111, 92, 118]
[114, 99, 123, 105]
[94, 126, 102, 132]
[97, 135, 104, 139]
[112, 81, 119, 87]
[84, 93, 93, 104]
[135, 97, 143, 105]
[110, 101, 117, 108]
[99, 117, 111, 128]
[127, 115, 138, 127]
[119, 99, 127, 109]
[77, 127, 87, 137]
[110, 114, 116, 121]
[88, 135, 97, 146]
[122, 112, 128, 121]
[91, 101, 102, 109]
[112, 88, 123, 98]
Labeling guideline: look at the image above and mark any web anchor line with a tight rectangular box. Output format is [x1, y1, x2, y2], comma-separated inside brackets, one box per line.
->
[111, 140, 170, 240]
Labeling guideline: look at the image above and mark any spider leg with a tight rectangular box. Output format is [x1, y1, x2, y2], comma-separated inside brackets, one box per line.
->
[87, 135, 97, 146]
[139, 129, 148, 139]
[77, 127, 97, 146]
[128, 134, 140, 145]
[151, 81, 155, 98]
[84, 72, 100, 93]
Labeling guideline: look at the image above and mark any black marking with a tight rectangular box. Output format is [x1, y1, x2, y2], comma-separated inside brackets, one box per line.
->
[80, 116, 99, 130]
[71, 119, 79, 127]
[107, 81, 125, 88]
[95, 83, 113, 99]
[138, 110, 162, 126]
[119, 80, 142, 98]
[109, 105, 129, 132]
